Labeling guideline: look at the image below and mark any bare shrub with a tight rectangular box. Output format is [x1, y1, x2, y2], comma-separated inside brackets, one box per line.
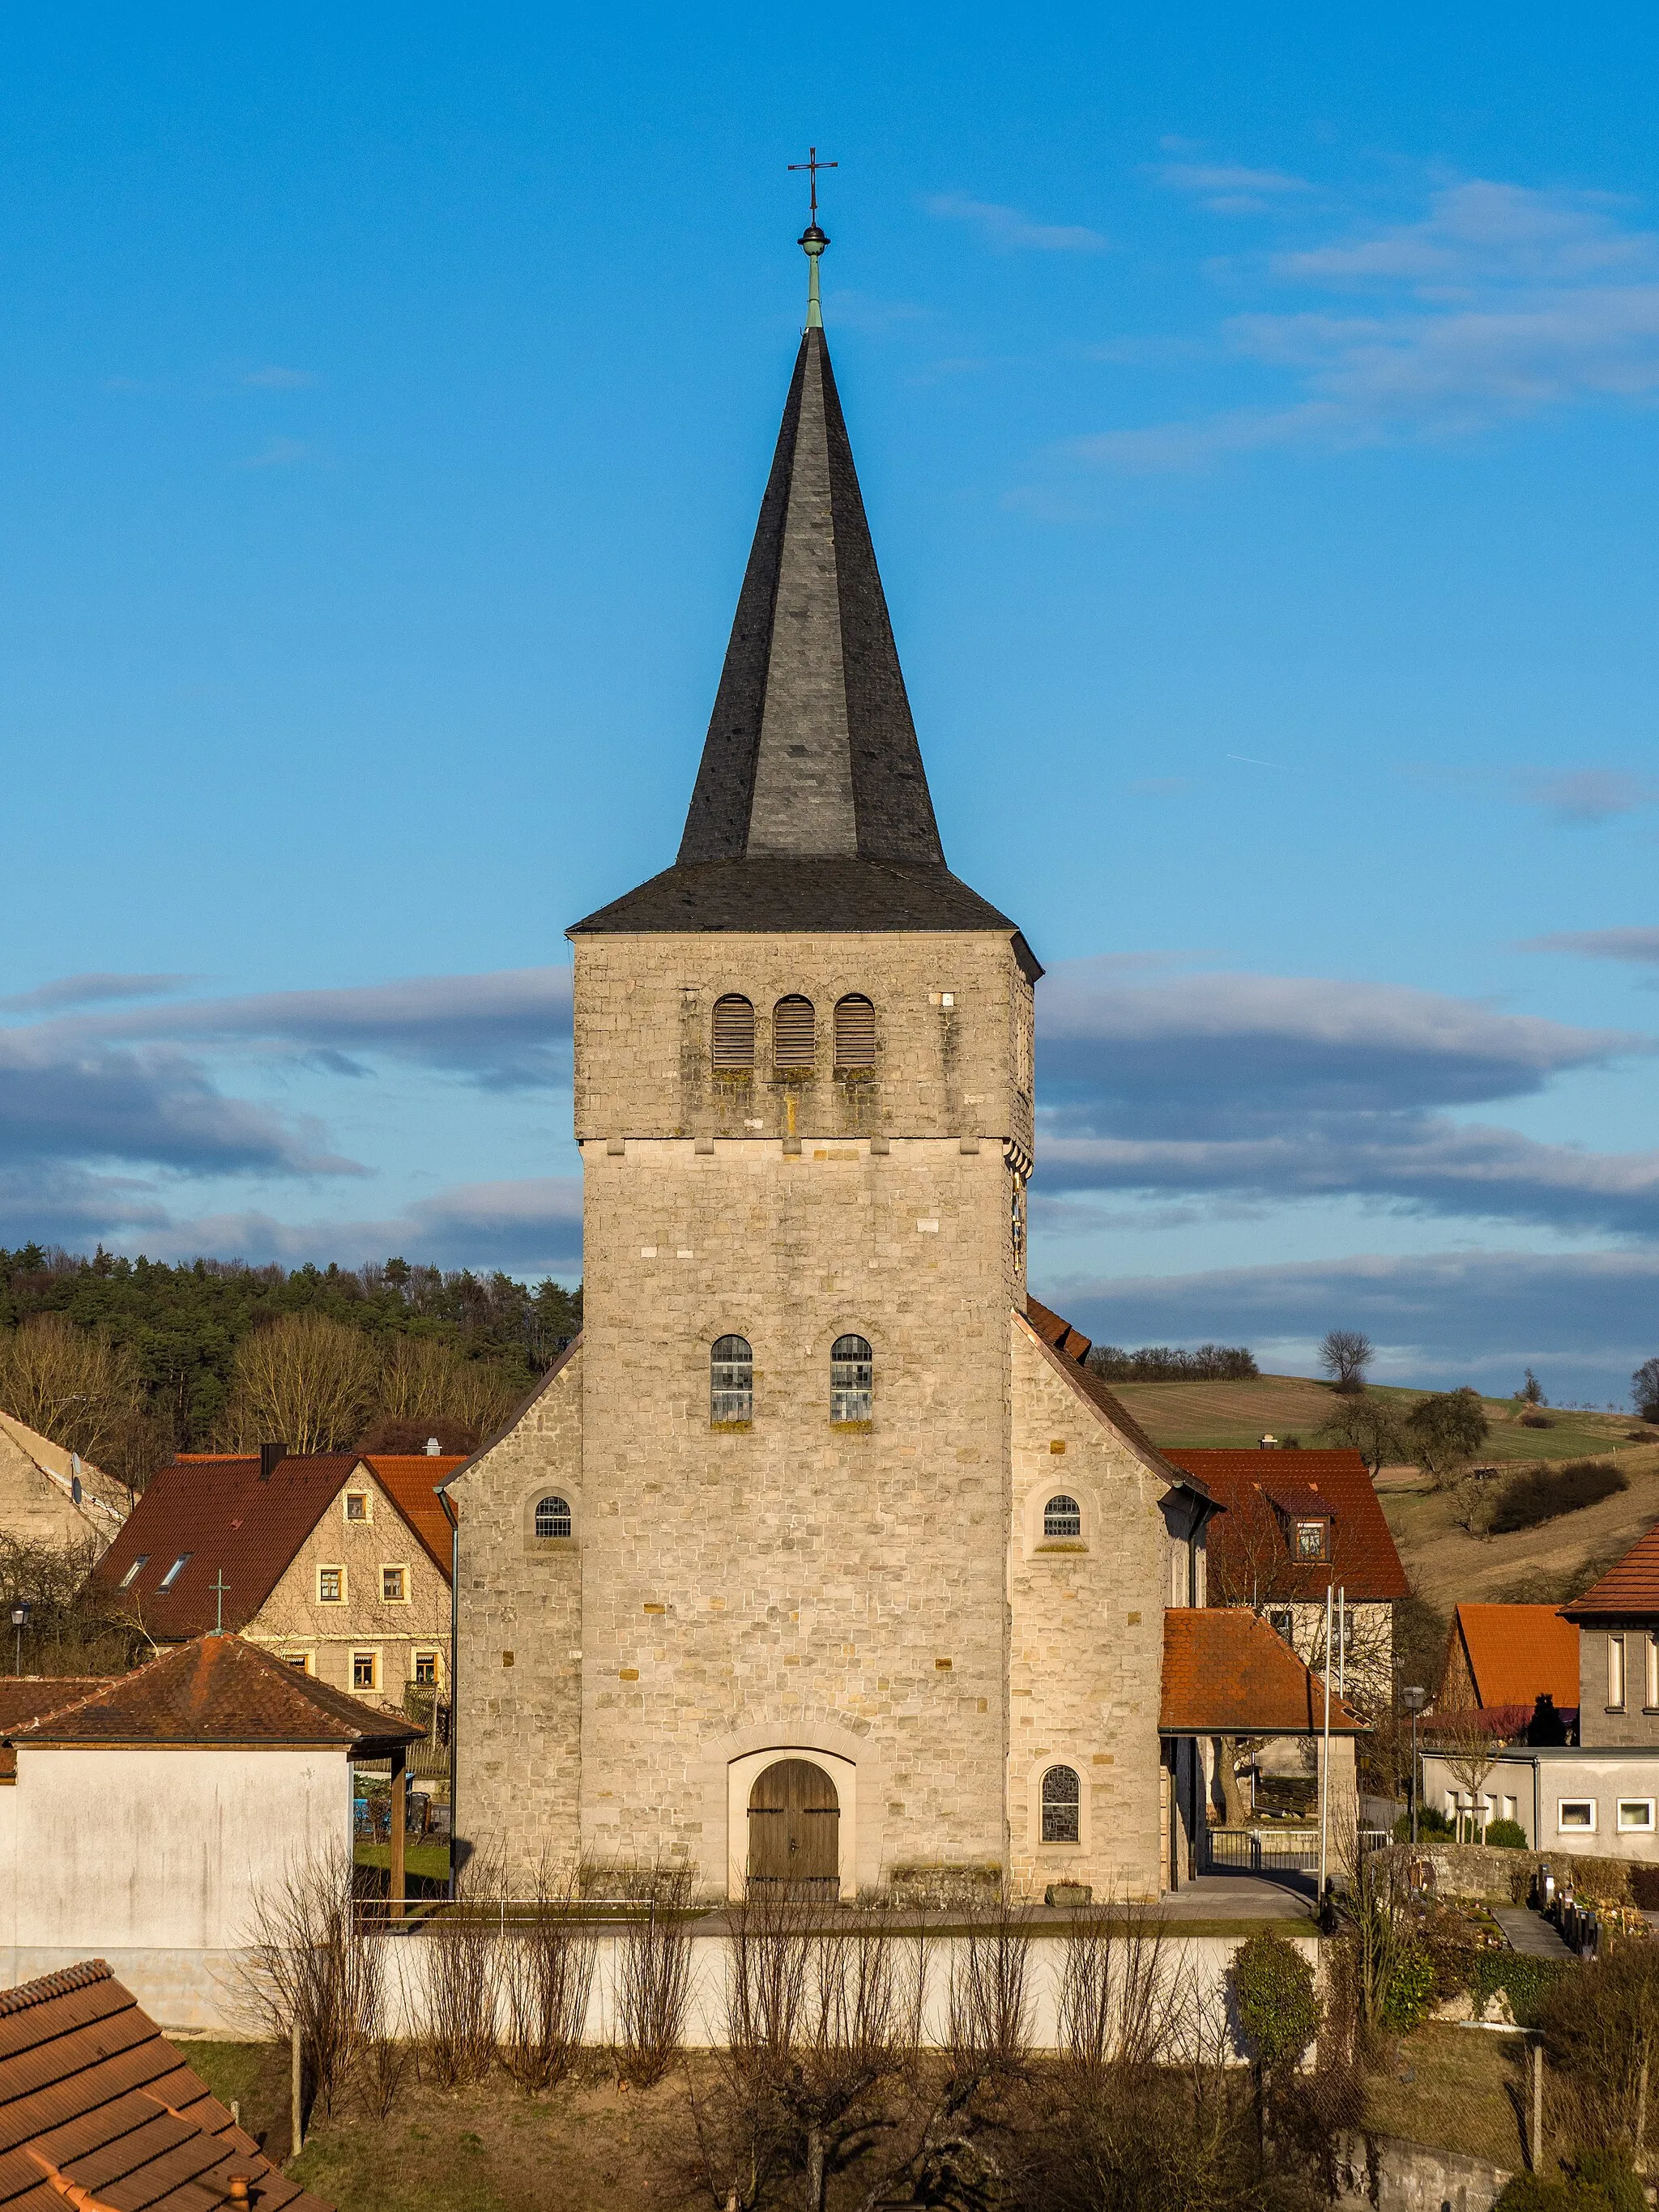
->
[1056, 1899, 1180, 2082]
[240, 1856, 379, 2121]
[947, 1896, 1035, 2077]
[376, 1335, 516, 1447]
[615, 1865, 694, 2087]
[218, 1312, 379, 1452]
[420, 1856, 501, 2087]
[501, 1856, 597, 2093]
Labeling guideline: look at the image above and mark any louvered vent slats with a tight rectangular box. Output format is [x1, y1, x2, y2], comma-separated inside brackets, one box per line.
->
[712, 994, 756, 1069]
[772, 996, 817, 1070]
[834, 995, 876, 1069]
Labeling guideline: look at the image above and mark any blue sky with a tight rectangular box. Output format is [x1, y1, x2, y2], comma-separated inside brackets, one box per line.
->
[3, 5, 1658, 1403]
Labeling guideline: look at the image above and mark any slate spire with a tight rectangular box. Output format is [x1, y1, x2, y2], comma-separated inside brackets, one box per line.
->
[676, 311, 946, 869]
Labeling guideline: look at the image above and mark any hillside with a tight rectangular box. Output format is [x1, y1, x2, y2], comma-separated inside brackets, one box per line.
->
[1111, 1371, 1644, 1463]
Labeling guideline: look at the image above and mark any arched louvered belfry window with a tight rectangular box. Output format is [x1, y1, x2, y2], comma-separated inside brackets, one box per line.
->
[712, 1336, 753, 1422]
[830, 1335, 873, 1423]
[712, 995, 755, 1071]
[1041, 1765, 1081, 1844]
[1043, 1494, 1082, 1540]
[834, 995, 876, 1070]
[772, 995, 817, 1071]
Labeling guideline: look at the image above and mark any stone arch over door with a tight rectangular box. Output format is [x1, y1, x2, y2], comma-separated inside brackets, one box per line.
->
[725, 1744, 858, 1900]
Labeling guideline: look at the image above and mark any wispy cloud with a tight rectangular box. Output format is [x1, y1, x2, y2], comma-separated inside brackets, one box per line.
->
[1514, 769, 1658, 823]
[1155, 160, 1312, 215]
[0, 973, 197, 1015]
[1524, 927, 1659, 965]
[242, 437, 309, 470]
[927, 194, 1107, 255]
[1078, 177, 1659, 471]
[244, 365, 318, 388]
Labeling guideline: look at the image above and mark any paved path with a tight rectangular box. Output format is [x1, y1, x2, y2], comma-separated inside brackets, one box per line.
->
[1163, 1873, 1315, 1921]
[1492, 1904, 1573, 1958]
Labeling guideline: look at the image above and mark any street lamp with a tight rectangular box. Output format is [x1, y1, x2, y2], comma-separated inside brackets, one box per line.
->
[10, 1600, 32, 1680]
[1401, 1685, 1429, 1846]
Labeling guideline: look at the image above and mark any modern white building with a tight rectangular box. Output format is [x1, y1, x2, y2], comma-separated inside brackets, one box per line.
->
[1421, 1744, 1659, 1859]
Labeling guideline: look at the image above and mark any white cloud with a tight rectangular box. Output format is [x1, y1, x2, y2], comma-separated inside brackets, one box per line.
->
[1156, 161, 1312, 215]
[1514, 769, 1658, 823]
[927, 194, 1107, 255]
[1525, 927, 1659, 965]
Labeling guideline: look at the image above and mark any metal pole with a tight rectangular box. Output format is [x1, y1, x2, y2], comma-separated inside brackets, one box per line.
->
[1318, 1581, 1333, 1902]
[290, 2018, 303, 2157]
[1531, 2036, 1545, 2172]
[1411, 1706, 1419, 1847]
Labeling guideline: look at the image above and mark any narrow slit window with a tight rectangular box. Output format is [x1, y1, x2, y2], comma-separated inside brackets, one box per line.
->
[712, 995, 755, 1071]
[1609, 1632, 1627, 1710]
[158, 1554, 190, 1590]
[834, 995, 876, 1070]
[1040, 1764, 1081, 1844]
[712, 1336, 753, 1422]
[1043, 1494, 1082, 1540]
[1647, 1632, 1659, 1710]
[118, 1554, 149, 1589]
[534, 1494, 573, 1540]
[830, 1335, 872, 1422]
[773, 995, 816, 1071]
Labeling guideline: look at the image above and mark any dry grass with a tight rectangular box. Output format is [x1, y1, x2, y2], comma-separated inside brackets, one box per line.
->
[1111, 1373, 1644, 1463]
[1362, 2021, 1529, 2170]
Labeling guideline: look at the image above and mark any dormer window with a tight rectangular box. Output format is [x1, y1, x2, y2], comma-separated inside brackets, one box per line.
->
[1295, 1519, 1328, 1562]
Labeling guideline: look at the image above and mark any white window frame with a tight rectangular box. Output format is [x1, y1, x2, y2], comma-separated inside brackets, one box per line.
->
[1608, 1632, 1627, 1711]
[1618, 1798, 1655, 1832]
[1646, 1632, 1659, 1711]
[380, 1562, 410, 1605]
[351, 1648, 381, 1693]
[1557, 1798, 1597, 1833]
[317, 1563, 347, 1605]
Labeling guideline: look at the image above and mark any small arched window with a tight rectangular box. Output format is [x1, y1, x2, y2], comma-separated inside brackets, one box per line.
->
[830, 1335, 873, 1423]
[712, 1336, 753, 1423]
[534, 1494, 573, 1541]
[713, 995, 755, 1070]
[834, 995, 876, 1071]
[773, 995, 817, 1071]
[1043, 1494, 1082, 1540]
[1041, 1765, 1081, 1844]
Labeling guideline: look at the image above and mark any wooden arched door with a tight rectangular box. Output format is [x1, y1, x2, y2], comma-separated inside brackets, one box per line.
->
[746, 1758, 840, 1894]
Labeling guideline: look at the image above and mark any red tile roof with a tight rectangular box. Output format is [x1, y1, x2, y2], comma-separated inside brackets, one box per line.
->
[1161, 1607, 1367, 1737]
[0, 1957, 331, 2212]
[1018, 1302, 1216, 1499]
[1561, 1524, 1659, 1620]
[1161, 1448, 1409, 1604]
[1024, 1296, 1094, 1367]
[0, 1684, 100, 1734]
[359, 1456, 463, 1573]
[91, 1451, 458, 1638]
[11, 1635, 421, 1754]
[1446, 1604, 1580, 1711]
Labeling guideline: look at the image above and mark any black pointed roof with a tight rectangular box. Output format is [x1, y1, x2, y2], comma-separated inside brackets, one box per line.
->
[570, 324, 1032, 963]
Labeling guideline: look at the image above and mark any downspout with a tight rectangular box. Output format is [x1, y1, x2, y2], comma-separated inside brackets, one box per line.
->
[438, 1483, 459, 1901]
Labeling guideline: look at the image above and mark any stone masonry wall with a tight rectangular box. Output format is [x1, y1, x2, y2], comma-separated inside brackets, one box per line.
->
[450, 1349, 584, 1877]
[1007, 1320, 1171, 1900]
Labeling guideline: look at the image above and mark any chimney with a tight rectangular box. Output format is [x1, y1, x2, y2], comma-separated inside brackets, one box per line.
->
[424, 1436, 441, 1456]
[259, 1442, 288, 1482]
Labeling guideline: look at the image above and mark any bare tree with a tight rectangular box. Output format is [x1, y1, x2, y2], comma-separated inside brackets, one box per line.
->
[501, 1854, 597, 2092]
[1430, 1705, 1503, 1842]
[1319, 1331, 1374, 1395]
[218, 1312, 379, 1452]
[1316, 1396, 1409, 1477]
[0, 1313, 146, 1466]
[376, 1335, 517, 1445]
[240, 1854, 383, 2126]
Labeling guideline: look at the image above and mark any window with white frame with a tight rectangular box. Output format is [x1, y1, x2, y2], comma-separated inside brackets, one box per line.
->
[1608, 1632, 1627, 1710]
[1647, 1632, 1659, 1710]
[1618, 1799, 1655, 1832]
[1558, 1799, 1597, 1832]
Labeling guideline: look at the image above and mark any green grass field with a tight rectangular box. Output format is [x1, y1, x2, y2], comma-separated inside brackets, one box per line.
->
[1110, 1371, 1644, 1461]
[353, 1840, 451, 1882]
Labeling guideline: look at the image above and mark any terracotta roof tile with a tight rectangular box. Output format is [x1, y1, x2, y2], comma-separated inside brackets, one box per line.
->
[12, 1636, 420, 1754]
[1017, 1303, 1213, 1498]
[1446, 1604, 1580, 1710]
[1023, 1296, 1094, 1367]
[1161, 1449, 1409, 1603]
[0, 1685, 100, 1735]
[359, 1457, 463, 1573]
[1562, 1523, 1659, 1619]
[0, 1960, 331, 2212]
[1162, 1608, 1366, 1736]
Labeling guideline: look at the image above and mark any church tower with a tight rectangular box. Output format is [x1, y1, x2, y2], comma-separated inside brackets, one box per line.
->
[450, 217, 1196, 1904]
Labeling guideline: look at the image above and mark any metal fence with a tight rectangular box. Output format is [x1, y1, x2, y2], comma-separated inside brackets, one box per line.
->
[1204, 1826, 1388, 1874]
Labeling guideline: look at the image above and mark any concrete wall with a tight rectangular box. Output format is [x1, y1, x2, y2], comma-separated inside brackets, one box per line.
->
[451, 1349, 585, 1875]
[0, 1745, 352, 2011]
[1577, 1623, 1659, 1748]
[246, 1463, 450, 1701]
[1006, 1321, 1171, 1899]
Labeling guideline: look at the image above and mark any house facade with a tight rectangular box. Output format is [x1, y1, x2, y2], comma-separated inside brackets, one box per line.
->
[0, 1410, 126, 1555]
[1561, 1524, 1659, 1750]
[91, 1449, 461, 1706]
[446, 237, 1350, 1903]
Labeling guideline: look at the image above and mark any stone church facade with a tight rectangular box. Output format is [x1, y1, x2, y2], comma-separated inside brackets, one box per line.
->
[449, 259, 1322, 1903]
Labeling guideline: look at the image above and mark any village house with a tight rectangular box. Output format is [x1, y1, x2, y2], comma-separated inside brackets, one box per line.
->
[91, 1447, 462, 1707]
[1437, 1601, 1580, 1738]
[0, 1409, 126, 1554]
[443, 234, 1358, 1904]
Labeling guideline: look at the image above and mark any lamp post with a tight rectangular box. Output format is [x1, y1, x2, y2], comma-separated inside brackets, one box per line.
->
[11, 1600, 32, 1679]
[1402, 1685, 1428, 1846]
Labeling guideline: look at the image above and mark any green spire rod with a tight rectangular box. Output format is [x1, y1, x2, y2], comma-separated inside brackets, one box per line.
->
[789, 145, 836, 330]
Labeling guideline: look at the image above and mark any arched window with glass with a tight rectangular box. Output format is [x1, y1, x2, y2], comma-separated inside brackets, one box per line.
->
[534, 1494, 573, 1541]
[1043, 1494, 1082, 1540]
[833, 995, 876, 1071]
[1040, 1765, 1081, 1844]
[712, 995, 755, 1071]
[712, 1336, 753, 1423]
[772, 995, 817, 1071]
[830, 1335, 873, 1423]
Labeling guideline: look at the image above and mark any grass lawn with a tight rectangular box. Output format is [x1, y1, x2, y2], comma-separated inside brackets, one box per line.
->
[1363, 2021, 1533, 2173]
[355, 1840, 452, 1882]
[1111, 1373, 1644, 1462]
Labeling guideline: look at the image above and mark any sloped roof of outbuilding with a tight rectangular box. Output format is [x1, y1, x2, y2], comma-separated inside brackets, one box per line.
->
[11, 1634, 420, 1756]
[1446, 1603, 1581, 1710]
[0, 1956, 332, 2212]
[1162, 1608, 1367, 1737]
